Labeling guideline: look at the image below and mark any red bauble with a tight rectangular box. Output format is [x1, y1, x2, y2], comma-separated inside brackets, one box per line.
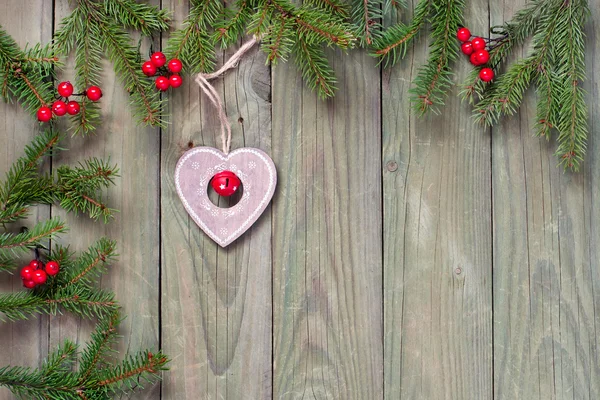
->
[461, 41, 474, 56]
[457, 27, 471, 42]
[23, 280, 37, 289]
[20, 266, 35, 281]
[52, 100, 68, 116]
[86, 86, 103, 101]
[142, 61, 157, 77]
[37, 106, 52, 122]
[211, 171, 241, 197]
[45, 260, 60, 276]
[57, 81, 74, 97]
[474, 49, 490, 65]
[169, 74, 183, 88]
[150, 52, 167, 68]
[66, 101, 81, 115]
[479, 68, 495, 82]
[29, 260, 42, 269]
[32, 269, 47, 285]
[471, 37, 486, 51]
[155, 76, 170, 91]
[167, 59, 183, 73]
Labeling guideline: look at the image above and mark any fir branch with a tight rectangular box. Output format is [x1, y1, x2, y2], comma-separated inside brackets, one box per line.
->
[304, 0, 348, 17]
[0, 218, 66, 254]
[410, 0, 464, 114]
[473, 56, 536, 125]
[372, 0, 430, 66]
[165, 0, 222, 74]
[554, 0, 588, 169]
[94, 350, 169, 391]
[77, 312, 121, 384]
[104, 0, 171, 36]
[213, 0, 252, 48]
[54, 0, 167, 128]
[294, 39, 336, 98]
[263, 15, 295, 63]
[350, 0, 383, 46]
[59, 238, 117, 287]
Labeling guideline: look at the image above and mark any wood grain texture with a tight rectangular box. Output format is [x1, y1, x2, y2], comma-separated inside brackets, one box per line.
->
[491, 0, 600, 398]
[48, 2, 162, 399]
[160, 2, 273, 396]
[0, 3, 53, 399]
[382, 1, 493, 399]
[271, 48, 383, 399]
[2, 1, 600, 399]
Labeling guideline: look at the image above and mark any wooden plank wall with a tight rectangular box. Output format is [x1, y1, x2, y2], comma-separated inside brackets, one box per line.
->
[0, 1, 599, 399]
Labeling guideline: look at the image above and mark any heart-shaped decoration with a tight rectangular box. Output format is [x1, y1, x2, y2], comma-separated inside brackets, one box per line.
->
[175, 147, 277, 247]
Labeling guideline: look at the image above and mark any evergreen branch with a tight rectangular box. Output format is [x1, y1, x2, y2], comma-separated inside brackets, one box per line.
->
[294, 39, 336, 98]
[77, 312, 121, 384]
[213, 0, 252, 48]
[0, 254, 15, 273]
[94, 350, 169, 391]
[410, 0, 464, 114]
[373, 0, 429, 66]
[554, 0, 588, 170]
[104, 0, 171, 36]
[96, 20, 163, 126]
[165, 0, 221, 73]
[59, 238, 117, 287]
[350, 0, 383, 46]
[0, 218, 66, 253]
[304, 0, 348, 17]
[473, 57, 536, 125]
[263, 15, 295, 63]
[40, 340, 78, 377]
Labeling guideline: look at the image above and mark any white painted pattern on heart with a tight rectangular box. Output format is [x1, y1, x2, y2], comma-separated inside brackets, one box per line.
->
[175, 147, 276, 247]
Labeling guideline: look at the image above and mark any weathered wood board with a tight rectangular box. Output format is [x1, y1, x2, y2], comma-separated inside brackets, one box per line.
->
[0, 1, 599, 399]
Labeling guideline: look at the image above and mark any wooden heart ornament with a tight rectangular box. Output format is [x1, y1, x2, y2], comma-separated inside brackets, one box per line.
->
[175, 147, 277, 247]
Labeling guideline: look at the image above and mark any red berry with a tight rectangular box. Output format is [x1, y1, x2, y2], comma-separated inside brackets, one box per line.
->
[479, 67, 495, 82]
[470, 52, 482, 66]
[86, 86, 102, 101]
[461, 41, 474, 56]
[20, 266, 35, 281]
[169, 75, 183, 88]
[167, 59, 183, 73]
[57, 81, 74, 97]
[142, 61, 157, 77]
[66, 101, 81, 115]
[150, 52, 167, 68]
[45, 260, 60, 276]
[475, 49, 490, 65]
[29, 260, 42, 269]
[32, 269, 47, 285]
[37, 106, 52, 122]
[52, 100, 68, 116]
[23, 280, 37, 289]
[457, 27, 471, 42]
[211, 171, 241, 197]
[155, 76, 170, 91]
[471, 37, 486, 51]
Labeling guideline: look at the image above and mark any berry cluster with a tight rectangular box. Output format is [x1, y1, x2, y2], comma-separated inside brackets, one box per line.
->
[20, 259, 60, 289]
[142, 52, 183, 91]
[37, 81, 103, 122]
[457, 27, 495, 82]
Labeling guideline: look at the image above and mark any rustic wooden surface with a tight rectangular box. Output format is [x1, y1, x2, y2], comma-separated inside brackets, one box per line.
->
[1, 1, 599, 399]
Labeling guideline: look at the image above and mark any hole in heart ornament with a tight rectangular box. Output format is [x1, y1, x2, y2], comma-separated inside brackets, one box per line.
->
[175, 147, 277, 247]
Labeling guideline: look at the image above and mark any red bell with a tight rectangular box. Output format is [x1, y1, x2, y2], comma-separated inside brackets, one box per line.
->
[211, 170, 241, 197]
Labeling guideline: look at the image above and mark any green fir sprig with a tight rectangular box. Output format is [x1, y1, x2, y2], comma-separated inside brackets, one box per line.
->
[54, 0, 170, 131]
[0, 26, 58, 116]
[0, 311, 169, 399]
[469, 0, 589, 170]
